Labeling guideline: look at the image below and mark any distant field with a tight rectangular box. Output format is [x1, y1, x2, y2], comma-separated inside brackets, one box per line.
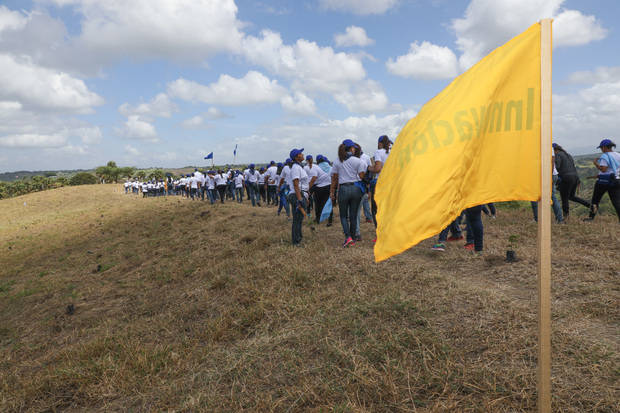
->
[1, 185, 618, 412]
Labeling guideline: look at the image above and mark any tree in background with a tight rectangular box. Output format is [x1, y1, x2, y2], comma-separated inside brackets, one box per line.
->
[69, 173, 98, 186]
[148, 169, 165, 181]
[135, 170, 147, 180]
[119, 167, 136, 180]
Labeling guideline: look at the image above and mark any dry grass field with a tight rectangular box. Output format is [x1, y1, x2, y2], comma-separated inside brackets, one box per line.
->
[1, 185, 618, 412]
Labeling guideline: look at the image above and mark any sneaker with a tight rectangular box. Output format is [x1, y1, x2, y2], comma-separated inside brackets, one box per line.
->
[326, 222, 332, 227]
[343, 237, 354, 247]
[447, 235, 464, 242]
[464, 243, 474, 251]
[355, 235, 362, 242]
[431, 243, 446, 251]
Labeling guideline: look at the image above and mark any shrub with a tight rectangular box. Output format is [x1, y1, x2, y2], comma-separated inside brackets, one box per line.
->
[69, 172, 98, 186]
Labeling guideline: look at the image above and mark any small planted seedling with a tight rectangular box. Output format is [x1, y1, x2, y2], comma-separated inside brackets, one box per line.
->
[506, 234, 519, 262]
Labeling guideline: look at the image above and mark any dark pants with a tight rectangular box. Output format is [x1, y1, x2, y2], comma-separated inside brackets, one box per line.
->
[370, 180, 378, 228]
[216, 185, 226, 203]
[287, 193, 305, 245]
[235, 187, 244, 202]
[481, 203, 496, 216]
[465, 206, 483, 252]
[558, 174, 590, 216]
[338, 184, 363, 238]
[588, 181, 620, 221]
[313, 185, 332, 224]
[438, 216, 462, 243]
[267, 185, 277, 205]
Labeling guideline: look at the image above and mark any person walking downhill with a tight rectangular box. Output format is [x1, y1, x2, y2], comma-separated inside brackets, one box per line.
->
[214, 170, 227, 203]
[234, 170, 244, 203]
[369, 135, 391, 242]
[330, 139, 366, 247]
[553, 143, 590, 221]
[287, 149, 309, 246]
[244, 164, 261, 207]
[584, 139, 620, 222]
[309, 155, 333, 226]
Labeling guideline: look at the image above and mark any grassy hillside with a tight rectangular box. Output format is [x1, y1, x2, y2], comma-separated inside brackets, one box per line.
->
[1, 186, 618, 412]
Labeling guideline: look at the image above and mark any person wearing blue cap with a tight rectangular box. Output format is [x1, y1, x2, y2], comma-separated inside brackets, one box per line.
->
[276, 162, 289, 217]
[553, 143, 590, 221]
[277, 159, 293, 218]
[287, 148, 309, 245]
[265, 161, 278, 206]
[214, 170, 227, 203]
[244, 163, 261, 207]
[330, 140, 366, 247]
[234, 170, 244, 203]
[258, 167, 267, 204]
[312, 155, 333, 225]
[368, 135, 392, 242]
[304, 155, 317, 215]
[584, 139, 620, 221]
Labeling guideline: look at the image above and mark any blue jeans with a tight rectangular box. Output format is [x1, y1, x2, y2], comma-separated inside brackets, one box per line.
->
[338, 184, 363, 238]
[531, 175, 564, 222]
[465, 206, 483, 251]
[278, 186, 290, 216]
[207, 189, 215, 204]
[287, 193, 305, 245]
[361, 193, 372, 220]
[248, 183, 260, 206]
[235, 187, 244, 202]
[437, 216, 462, 243]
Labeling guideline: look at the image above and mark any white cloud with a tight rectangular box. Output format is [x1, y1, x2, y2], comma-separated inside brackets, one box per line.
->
[124, 145, 140, 156]
[181, 115, 205, 129]
[553, 9, 607, 47]
[451, 0, 607, 70]
[40, 0, 244, 71]
[0, 133, 67, 148]
[119, 93, 177, 119]
[0, 53, 103, 113]
[74, 126, 102, 144]
[567, 66, 620, 85]
[241, 30, 365, 94]
[280, 92, 317, 116]
[319, 0, 399, 15]
[386, 41, 459, 80]
[167, 71, 287, 106]
[119, 115, 158, 141]
[334, 80, 389, 113]
[204, 107, 231, 119]
[0, 5, 27, 33]
[334, 26, 374, 47]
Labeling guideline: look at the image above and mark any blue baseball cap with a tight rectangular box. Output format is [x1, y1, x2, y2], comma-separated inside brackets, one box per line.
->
[249, 163, 255, 169]
[598, 138, 615, 148]
[552, 143, 559, 149]
[270, 160, 275, 165]
[378, 135, 392, 144]
[289, 148, 304, 160]
[277, 162, 283, 168]
[306, 154, 313, 160]
[342, 139, 356, 148]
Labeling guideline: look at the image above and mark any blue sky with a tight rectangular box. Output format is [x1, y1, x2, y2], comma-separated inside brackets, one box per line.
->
[0, 0, 618, 172]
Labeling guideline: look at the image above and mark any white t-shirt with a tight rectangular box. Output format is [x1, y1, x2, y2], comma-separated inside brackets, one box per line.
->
[214, 174, 227, 186]
[314, 164, 331, 187]
[258, 172, 265, 185]
[289, 163, 309, 192]
[190, 176, 199, 189]
[265, 166, 278, 185]
[279, 165, 290, 187]
[373, 148, 389, 177]
[598, 151, 620, 177]
[331, 156, 366, 184]
[234, 174, 244, 188]
[244, 169, 259, 183]
[360, 153, 372, 168]
[207, 176, 215, 189]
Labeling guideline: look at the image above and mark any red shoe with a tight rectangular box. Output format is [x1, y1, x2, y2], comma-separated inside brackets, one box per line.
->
[372, 238, 377, 243]
[464, 243, 474, 251]
[447, 235, 464, 241]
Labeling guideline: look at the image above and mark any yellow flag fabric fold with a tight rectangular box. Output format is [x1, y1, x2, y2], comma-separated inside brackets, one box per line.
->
[374, 23, 542, 262]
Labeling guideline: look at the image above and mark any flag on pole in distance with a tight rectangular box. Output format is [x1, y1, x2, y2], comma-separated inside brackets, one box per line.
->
[204, 152, 213, 160]
[319, 198, 332, 223]
[374, 22, 542, 262]
[233, 144, 237, 156]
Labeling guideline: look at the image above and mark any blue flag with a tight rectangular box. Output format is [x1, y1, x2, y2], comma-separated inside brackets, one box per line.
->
[233, 144, 237, 156]
[204, 152, 213, 160]
[320, 198, 332, 223]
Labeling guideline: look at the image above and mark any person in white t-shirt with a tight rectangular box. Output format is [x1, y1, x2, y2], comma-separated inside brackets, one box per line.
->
[311, 155, 333, 226]
[214, 170, 227, 203]
[288, 149, 309, 245]
[357, 145, 373, 223]
[258, 167, 267, 204]
[369, 135, 391, 242]
[244, 164, 261, 207]
[585, 139, 620, 222]
[277, 159, 292, 217]
[265, 161, 278, 206]
[330, 139, 366, 247]
[206, 171, 216, 204]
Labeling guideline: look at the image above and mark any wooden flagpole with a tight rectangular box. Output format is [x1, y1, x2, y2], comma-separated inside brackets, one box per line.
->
[537, 18, 553, 413]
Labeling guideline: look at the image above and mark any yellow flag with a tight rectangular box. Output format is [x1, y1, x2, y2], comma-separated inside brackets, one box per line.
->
[374, 23, 542, 262]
